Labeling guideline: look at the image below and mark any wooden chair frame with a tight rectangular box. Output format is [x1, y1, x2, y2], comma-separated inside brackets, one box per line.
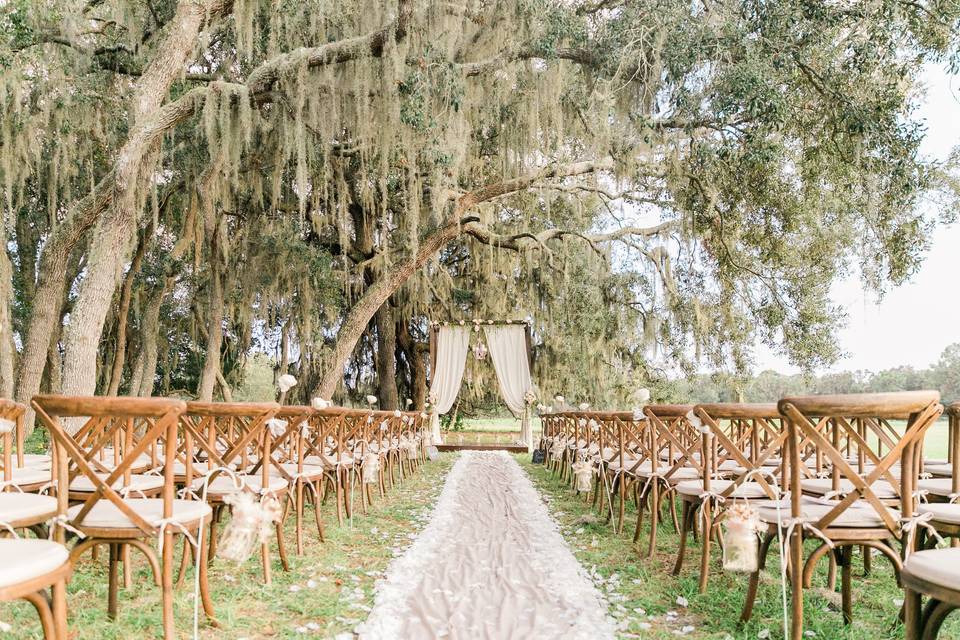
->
[32, 395, 216, 640]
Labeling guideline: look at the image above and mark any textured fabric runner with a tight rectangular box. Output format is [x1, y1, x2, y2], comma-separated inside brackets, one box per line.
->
[357, 451, 616, 640]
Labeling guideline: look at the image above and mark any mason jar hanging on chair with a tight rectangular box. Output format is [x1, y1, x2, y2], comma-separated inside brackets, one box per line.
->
[721, 502, 761, 573]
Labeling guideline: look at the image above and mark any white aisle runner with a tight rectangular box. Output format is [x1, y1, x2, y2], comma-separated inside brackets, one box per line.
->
[357, 451, 616, 640]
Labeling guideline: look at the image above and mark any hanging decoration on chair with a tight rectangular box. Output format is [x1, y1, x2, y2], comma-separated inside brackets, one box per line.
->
[722, 502, 762, 573]
[362, 453, 380, 484]
[572, 459, 595, 493]
[216, 492, 284, 563]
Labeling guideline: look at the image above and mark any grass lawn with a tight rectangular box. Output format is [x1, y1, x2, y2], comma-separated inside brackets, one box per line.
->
[517, 454, 960, 640]
[0, 456, 455, 639]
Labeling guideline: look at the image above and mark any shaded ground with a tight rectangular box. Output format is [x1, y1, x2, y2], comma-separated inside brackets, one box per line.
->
[0, 456, 454, 639]
[518, 454, 960, 639]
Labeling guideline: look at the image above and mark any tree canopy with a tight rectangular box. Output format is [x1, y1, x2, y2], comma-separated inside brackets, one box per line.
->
[2, 0, 959, 419]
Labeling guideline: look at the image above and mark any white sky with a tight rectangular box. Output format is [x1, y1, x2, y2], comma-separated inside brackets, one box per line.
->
[754, 63, 960, 374]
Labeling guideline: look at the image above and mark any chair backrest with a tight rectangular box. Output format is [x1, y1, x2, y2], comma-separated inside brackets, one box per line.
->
[947, 402, 960, 497]
[644, 404, 703, 480]
[693, 403, 783, 499]
[33, 395, 187, 537]
[0, 399, 27, 485]
[181, 401, 281, 485]
[779, 391, 943, 533]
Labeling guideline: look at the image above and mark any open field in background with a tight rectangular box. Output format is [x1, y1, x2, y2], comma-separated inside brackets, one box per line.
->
[517, 454, 960, 640]
[0, 457, 455, 639]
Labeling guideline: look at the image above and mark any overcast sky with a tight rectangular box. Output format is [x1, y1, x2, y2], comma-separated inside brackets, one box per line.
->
[754, 63, 960, 374]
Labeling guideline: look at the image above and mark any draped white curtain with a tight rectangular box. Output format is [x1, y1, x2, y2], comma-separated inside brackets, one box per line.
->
[427, 325, 472, 443]
[483, 325, 534, 451]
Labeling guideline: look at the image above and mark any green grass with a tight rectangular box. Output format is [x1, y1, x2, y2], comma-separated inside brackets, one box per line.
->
[516, 454, 960, 640]
[0, 456, 454, 639]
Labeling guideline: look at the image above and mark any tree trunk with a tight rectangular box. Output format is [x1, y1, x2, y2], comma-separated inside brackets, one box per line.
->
[134, 278, 170, 397]
[196, 234, 225, 403]
[107, 224, 150, 395]
[397, 319, 427, 410]
[0, 225, 15, 397]
[316, 218, 465, 398]
[46, 0, 228, 411]
[375, 304, 399, 410]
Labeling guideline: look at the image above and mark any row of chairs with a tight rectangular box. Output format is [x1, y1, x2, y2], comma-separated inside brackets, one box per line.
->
[541, 391, 960, 640]
[0, 395, 429, 639]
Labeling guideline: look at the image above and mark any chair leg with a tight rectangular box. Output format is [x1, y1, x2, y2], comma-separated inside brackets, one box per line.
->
[261, 541, 272, 586]
[122, 545, 133, 589]
[108, 543, 120, 620]
[161, 530, 175, 640]
[790, 528, 804, 640]
[296, 482, 305, 555]
[312, 483, 326, 542]
[699, 504, 713, 593]
[275, 520, 290, 572]
[840, 547, 853, 625]
[633, 490, 646, 544]
[672, 501, 691, 576]
[53, 578, 67, 639]
[24, 592, 56, 640]
[646, 481, 660, 558]
[903, 587, 922, 640]
[198, 523, 219, 627]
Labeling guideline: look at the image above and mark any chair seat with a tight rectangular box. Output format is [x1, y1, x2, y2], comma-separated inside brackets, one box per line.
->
[70, 473, 165, 494]
[272, 463, 325, 480]
[304, 454, 355, 469]
[800, 478, 899, 499]
[755, 497, 899, 528]
[1, 467, 51, 488]
[918, 503, 960, 525]
[634, 464, 701, 481]
[0, 539, 69, 588]
[903, 548, 960, 591]
[918, 478, 956, 498]
[67, 499, 212, 530]
[19, 454, 52, 470]
[191, 474, 288, 497]
[675, 479, 770, 499]
[0, 493, 58, 525]
[924, 463, 953, 478]
[606, 456, 641, 473]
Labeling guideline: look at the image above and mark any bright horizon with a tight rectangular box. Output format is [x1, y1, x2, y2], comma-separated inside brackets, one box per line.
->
[753, 62, 960, 375]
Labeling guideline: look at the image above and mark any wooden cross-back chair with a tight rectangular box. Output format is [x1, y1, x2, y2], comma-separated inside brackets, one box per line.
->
[0, 399, 70, 640]
[586, 411, 647, 535]
[0, 400, 58, 534]
[737, 391, 942, 640]
[32, 395, 216, 640]
[541, 412, 572, 478]
[912, 402, 960, 525]
[265, 406, 325, 555]
[671, 403, 784, 592]
[1, 399, 54, 491]
[900, 402, 960, 640]
[636, 404, 699, 557]
[300, 408, 357, 526]
[179, 401, 290, 585]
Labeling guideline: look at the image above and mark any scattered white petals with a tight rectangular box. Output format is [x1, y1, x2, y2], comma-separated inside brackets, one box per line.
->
[676, 595, 688, 607]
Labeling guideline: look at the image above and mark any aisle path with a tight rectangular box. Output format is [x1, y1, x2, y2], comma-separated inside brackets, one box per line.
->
[357, 451, 616, 640]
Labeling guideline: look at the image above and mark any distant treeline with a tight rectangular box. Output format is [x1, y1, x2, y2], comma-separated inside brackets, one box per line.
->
[660, 344, 960, 406]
